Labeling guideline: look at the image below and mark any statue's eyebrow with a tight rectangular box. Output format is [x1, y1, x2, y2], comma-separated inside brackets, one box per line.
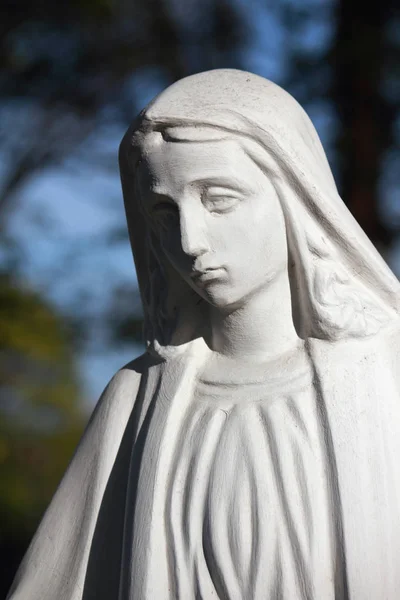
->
[191, 176, 250, 194]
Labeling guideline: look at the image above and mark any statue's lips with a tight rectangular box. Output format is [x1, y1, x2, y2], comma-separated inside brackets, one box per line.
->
[190, 267, 225, 285]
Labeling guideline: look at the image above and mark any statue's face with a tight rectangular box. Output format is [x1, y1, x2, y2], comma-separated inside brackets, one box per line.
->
[138, 134, 288, 312]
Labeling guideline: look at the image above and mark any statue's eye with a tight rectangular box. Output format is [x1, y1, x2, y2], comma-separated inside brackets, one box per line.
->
[202, 191, 240, 214]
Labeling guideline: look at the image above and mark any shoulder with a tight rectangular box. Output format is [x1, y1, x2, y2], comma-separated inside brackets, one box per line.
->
[109, 351, 163, 392]
[309, 320, 400, 370]
[106, 352, 148, 390]
[86, 352, 151, 425]
[92, 351, 163, 414]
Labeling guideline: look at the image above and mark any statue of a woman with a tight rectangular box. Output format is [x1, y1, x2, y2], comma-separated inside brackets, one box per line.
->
[8, 70, 400, 600]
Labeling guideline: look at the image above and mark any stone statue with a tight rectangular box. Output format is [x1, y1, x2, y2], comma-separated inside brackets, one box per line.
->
[8, 70, 400, 600]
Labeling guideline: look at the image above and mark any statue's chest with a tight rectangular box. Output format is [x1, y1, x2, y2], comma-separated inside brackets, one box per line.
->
[147, 381, 338, 599]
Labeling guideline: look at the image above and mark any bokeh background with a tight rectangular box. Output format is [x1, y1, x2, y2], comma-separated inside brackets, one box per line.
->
[1, 0, 399, 594]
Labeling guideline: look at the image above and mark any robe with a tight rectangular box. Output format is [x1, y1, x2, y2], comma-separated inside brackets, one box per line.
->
[126, 352, 337, 599]
[7, 324, 400, 599]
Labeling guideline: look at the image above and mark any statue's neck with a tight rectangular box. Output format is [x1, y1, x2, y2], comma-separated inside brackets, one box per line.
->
[208, 270, 299, 362]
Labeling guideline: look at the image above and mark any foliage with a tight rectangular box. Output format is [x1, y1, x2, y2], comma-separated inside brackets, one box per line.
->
[0, 273, 84, 538]
[0, 0, 248, 223]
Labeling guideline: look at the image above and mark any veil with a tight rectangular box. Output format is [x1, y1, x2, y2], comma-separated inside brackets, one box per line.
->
[119, 69, 400, 355]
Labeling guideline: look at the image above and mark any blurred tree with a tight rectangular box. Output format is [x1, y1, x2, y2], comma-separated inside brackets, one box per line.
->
[0, 272, 85, 595]
[282, 0, 400, 258]
[331, 0, 400, 252]
[0, 0, 247, 227]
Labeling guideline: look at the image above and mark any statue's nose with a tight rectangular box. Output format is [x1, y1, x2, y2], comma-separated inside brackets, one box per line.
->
[180, 209, 209, 258]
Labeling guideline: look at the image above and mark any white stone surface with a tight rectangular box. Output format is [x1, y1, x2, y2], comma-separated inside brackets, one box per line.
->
[8, 69, 400, 599]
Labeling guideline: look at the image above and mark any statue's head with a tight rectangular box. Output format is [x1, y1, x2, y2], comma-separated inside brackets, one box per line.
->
[136, 126, 288, 314]
[119, 70, 399, 355]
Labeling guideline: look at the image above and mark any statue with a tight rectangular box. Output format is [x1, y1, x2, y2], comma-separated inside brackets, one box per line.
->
[8, 70, 400, 599]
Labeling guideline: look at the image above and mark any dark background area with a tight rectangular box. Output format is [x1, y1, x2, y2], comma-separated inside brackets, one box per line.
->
[0, 0, 399, 595]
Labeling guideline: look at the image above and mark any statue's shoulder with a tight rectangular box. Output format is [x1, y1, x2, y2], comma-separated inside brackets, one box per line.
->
[120, 350, 159, 375]
[95, 351, 160, 412]
[309, 320, 400, 367]
[117, 351, 152, 381]
[84, 354, 140, 424]
[380, 320, 400, 362]
[370, 319, 400, 353]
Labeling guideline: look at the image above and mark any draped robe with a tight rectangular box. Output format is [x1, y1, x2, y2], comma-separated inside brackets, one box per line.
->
[7, 325, 400, 599]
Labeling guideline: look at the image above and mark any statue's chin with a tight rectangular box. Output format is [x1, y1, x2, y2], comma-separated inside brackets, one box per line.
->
[198, 286, 248, 314]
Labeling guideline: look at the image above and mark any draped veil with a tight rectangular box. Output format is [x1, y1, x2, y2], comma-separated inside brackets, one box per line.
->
[119, 68, 400, 353]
